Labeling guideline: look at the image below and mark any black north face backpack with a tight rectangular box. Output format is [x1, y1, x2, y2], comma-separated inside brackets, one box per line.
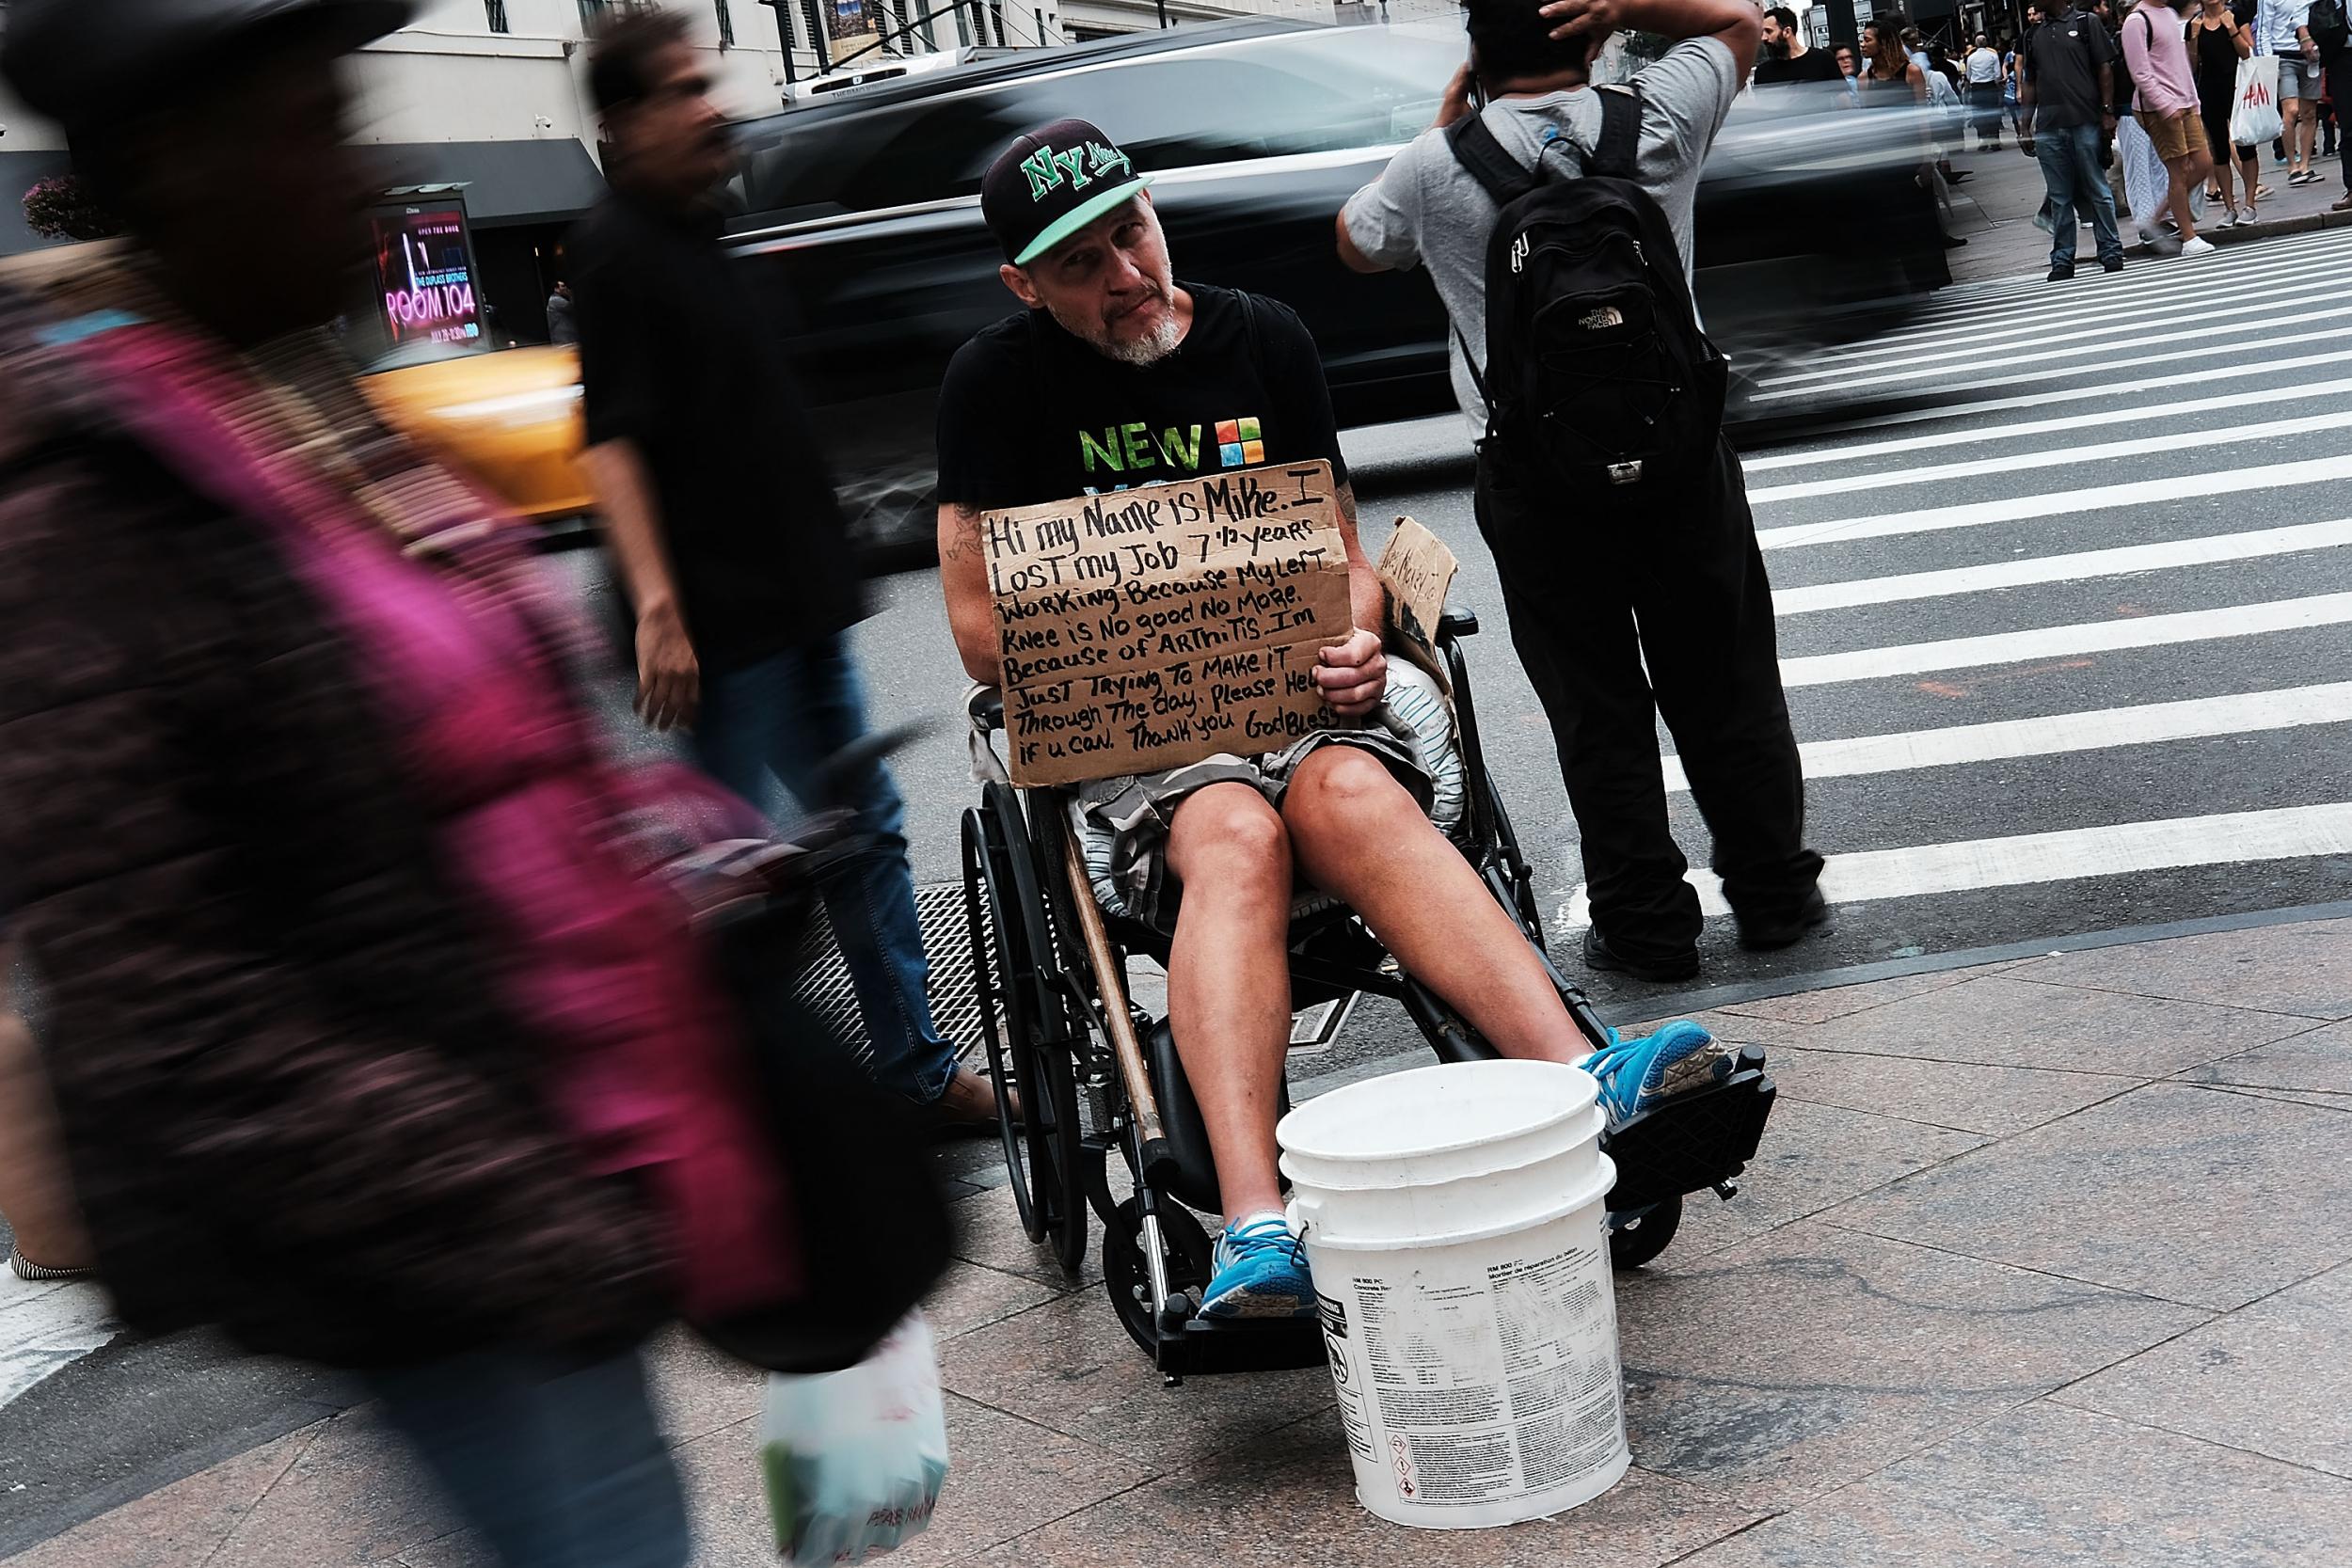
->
[1447, 87, 1728, 492]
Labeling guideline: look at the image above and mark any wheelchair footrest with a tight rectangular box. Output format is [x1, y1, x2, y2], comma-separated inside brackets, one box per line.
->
[1601, 1047, 1777, 1212]
[1155, 1313, 1329, 1380]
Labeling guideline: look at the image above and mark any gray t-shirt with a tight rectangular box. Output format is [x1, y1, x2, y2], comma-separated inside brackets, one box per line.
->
[1341, 39, 1743, 432]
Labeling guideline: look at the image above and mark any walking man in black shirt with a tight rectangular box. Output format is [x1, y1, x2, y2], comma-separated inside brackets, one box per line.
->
[2023, 0, 2126, 277]
[572, 9, 985, 1124]
[932, 119, 1707, 1319]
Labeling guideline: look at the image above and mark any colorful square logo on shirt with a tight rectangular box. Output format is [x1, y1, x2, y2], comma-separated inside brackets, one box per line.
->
[1214, 416, 1263, 467]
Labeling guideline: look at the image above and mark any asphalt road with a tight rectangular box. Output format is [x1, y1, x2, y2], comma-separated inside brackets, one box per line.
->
[9, 224, 2352, 1557]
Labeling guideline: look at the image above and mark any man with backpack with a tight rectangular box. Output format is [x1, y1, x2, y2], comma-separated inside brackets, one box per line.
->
[1336, 0, 1824, 983]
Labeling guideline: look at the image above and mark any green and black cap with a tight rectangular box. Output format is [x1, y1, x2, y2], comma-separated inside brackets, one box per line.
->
[981, 118, 1154, 267]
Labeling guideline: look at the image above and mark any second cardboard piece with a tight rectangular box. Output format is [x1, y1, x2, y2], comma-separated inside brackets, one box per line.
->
[983, 461, 1353, 785]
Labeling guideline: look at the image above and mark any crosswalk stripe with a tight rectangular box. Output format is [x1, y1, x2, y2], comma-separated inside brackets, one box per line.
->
[1744, 377, 2352, 473]
[1, 1278, 119, 1409]
[1756, 453, 2352, 550]
[1560, 801, 2352, 928]
[1756, 301, 2352, 389]
[1661, 682, 2352, 792]
[1746, 318, 2352, 403]
[1820, 254, 2352, 364]
[1905, 229, 2349, 314]
[1772, 518, 2352, 614]
[1854, 243, 2352, 337]
[1780, 591, 2352, 687]
[1748, 345, 2352, 446]
[1747, 409, 2352, 504]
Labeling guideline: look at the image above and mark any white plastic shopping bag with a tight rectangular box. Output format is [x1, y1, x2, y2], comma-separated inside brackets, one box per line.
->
[2231, 55, 2283, 148]
[758, 1312, 949, 1564]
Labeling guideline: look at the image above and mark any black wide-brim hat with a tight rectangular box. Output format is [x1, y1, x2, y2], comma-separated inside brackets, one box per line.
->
[2, 0, 413, 130]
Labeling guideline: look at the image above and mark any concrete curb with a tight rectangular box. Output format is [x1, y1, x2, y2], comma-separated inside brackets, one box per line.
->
[2131, 197, 2352, 252]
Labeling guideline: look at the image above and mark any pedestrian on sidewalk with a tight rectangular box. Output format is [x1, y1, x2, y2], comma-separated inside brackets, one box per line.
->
[2125, 0, 2219, 248]
[1967, 32, 2010, 146]
[2194, 0, 2264, 223]
[1756, 6, 1843, 81]
[0, 2, 866, 1561]
[2317, 0, 2352, 203]
[2025, 0, 2129, 276]
[545, 278, 578, 344]
[1337, 0, 1824, 982]
[570, 9, 993, 1129]
[2254, 0, 2327, 182]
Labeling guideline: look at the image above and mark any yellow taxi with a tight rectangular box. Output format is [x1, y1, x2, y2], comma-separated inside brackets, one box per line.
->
[361, 343, 592, 523]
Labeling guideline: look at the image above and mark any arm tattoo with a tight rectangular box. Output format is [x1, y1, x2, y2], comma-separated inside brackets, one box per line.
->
[941, 501, 984, 565]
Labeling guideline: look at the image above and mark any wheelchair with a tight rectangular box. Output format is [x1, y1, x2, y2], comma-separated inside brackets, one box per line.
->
[960, 609, 1776, 1384]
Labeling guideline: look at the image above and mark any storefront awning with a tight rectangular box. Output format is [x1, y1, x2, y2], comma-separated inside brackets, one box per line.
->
[371, 138, 607, 230]
[0, 150, 79, 257]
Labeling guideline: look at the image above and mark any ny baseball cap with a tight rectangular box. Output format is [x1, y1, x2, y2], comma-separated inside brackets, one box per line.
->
[981, 119, 1155, 267]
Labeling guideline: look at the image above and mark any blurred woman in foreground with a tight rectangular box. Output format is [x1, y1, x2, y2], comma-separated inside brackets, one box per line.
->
[0, 3, 822, 1563]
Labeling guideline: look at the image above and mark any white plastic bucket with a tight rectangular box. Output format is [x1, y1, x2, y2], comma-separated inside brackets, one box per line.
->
[1278, 1060, 1630, 1529]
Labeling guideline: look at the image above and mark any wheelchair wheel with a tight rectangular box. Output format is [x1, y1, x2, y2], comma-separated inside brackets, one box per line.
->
[1608, 1194, 1683, 1271]
[961, 786, 1086, 1275]
[1102, 1197, 1215, 1354]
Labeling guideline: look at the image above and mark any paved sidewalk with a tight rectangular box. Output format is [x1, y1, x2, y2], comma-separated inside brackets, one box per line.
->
[15, 911, 2352, 1567]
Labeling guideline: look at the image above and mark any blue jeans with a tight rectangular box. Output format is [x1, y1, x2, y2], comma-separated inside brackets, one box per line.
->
[364, 1347, 689, 1568]
[2037, 120, 2123, 267]
[693, 632, 956, 1104]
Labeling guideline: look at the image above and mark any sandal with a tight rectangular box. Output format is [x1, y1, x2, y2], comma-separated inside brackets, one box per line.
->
[8, 1243, 94, 1283]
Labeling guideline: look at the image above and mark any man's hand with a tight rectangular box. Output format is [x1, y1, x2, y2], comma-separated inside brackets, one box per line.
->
[635, 601, 700, 733]
[1538, 0, 1621, 45]
[1435, 61, 1478, 128]
[1315, 628, 1389, 719]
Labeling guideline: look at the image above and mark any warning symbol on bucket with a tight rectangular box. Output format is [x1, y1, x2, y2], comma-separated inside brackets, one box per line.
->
[1390, 1435, 1419, 1499]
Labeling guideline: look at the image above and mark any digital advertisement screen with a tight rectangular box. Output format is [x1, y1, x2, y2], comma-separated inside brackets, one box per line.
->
[369, 200, 485, 352]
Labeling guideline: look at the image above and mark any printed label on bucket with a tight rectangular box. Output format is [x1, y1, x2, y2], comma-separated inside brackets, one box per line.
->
[1343, 1238, 1624, 1510]
[1319, 1291, 1376, 1464]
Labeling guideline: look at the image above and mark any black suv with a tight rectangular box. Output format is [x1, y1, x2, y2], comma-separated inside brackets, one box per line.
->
[723, 20, 1944, 561]
[723, 19, 1459, 558]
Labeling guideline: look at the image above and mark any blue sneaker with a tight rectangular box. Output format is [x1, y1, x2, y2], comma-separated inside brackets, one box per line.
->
[1200, 1214, 1315, 1320]
[1579, 1021, 1735, 1131]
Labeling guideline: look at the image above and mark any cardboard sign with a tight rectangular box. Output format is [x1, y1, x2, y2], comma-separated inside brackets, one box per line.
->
[983, 461, 1353, 785]
[1376, 515, 1459, 694]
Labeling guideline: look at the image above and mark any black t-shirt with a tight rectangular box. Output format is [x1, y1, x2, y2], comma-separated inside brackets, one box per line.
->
[2024, 9, 2121, 128]
[934, 284, 1347, 513]
[571, 192, 860, 671]
[1754, 47, 1844, 85]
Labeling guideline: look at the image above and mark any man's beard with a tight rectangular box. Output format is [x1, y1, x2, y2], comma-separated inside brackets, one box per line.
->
[1054, 264, 1184, 367]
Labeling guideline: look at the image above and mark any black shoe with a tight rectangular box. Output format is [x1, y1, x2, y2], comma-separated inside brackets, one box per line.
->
[2101, 255, 2124, 273]
[1737, 888, 1830, 953]
[2046, 263, 2075, 280]
[1582, 927, 1700, 984]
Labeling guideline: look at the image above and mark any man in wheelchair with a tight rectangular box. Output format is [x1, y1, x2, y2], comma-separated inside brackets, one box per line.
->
[935, 119, 1735, 1320]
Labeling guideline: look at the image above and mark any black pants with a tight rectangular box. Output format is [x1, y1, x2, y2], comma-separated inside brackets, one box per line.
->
[1474, 437, 1823, 963]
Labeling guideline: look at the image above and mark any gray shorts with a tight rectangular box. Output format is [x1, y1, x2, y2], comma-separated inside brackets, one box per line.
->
[2279, 56, 2326, 102]
[1074, 725, 1434, 933]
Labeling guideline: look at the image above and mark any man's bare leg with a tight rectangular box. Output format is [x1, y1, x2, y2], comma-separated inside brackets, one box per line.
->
[0, 950, 92, 1276]
[1162, 783, 1295, 1220]
[1281, 748, 1583, 1067]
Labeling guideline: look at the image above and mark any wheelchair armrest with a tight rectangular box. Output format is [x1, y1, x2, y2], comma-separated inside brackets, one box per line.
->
[967, 685, 1005, 734]
[1438, 608, 1479, 641]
